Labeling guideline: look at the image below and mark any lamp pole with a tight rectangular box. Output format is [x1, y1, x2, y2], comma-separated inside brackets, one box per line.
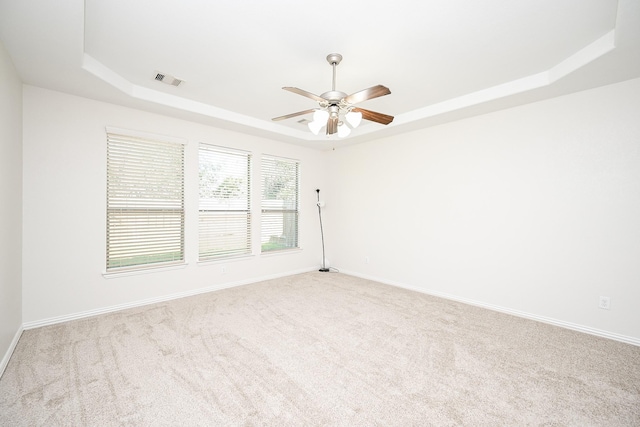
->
[316, 189, 330, 272]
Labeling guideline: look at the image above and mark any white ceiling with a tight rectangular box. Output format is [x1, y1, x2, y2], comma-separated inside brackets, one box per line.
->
[1, 0, 639, 149]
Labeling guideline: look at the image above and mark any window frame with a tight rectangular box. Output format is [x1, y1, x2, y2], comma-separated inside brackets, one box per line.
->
[260, 155, 300, 253]
[105, 127, 186, 273]
[198, 144, 252, 262]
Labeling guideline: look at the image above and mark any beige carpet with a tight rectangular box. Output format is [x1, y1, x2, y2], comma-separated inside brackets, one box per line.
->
[1, 272, 639, 426]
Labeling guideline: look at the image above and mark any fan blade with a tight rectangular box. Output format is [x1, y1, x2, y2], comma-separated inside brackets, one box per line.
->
[272, 109, 316, 121]
[326, 116, 339, 135]
[283, 87, 325, 103]
[343, 85, 391, 105]
[353, 107, 394, 125]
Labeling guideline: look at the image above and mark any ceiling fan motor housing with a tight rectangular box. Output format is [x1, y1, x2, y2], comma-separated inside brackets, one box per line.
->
[321, 91, 347, 104]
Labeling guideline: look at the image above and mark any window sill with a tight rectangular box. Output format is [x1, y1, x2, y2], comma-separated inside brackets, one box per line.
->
[102, 262, 188, 279]
[260, 248, 303, 257]
[197, 254, 255, 266]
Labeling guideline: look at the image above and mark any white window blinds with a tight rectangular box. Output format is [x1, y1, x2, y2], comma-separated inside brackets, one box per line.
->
[261, 155, 299, 252]
[199, 145, 251, 260]
[106, 131, 185, 271]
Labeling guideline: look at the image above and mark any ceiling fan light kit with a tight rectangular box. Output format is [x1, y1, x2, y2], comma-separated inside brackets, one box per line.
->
[273, 53, 394, 138]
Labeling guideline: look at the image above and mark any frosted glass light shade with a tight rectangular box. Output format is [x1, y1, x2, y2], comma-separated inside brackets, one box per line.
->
[313, 109, 329, 123]
[308, 120, 324, 135]
[337, 123, 351, 138]
[308, 109, 329, 135]
[346, 110, 362, 128]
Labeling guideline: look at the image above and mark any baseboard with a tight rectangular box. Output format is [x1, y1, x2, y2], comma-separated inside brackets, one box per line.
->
[22, 267, 317, 330]
[341, 270, 640, 347]
[0, 326, 23, 379]
[22, 267, 637, 346]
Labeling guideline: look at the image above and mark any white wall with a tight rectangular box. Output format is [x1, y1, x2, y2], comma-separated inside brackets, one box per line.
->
[22, 86, 327, 324]
[0, 41, 23, 368]
[17, 77, 640, 342]
[326, 78, 640, 342]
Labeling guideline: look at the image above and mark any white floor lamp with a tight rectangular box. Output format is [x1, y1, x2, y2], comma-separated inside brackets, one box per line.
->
[316, 189, 330, 272]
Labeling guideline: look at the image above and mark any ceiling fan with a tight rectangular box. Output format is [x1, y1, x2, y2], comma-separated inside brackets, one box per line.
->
[272, 53, 394, 137]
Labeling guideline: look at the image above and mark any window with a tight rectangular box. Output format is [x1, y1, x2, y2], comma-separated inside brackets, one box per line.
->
[261, 155, 299, 252]
[199, 145, 251, 260]
[106, 130, 185, 271]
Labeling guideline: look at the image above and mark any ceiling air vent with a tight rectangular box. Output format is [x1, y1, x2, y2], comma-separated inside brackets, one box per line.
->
[154, 71, 183, 87]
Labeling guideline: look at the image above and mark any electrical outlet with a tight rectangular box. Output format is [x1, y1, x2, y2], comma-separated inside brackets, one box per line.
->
[599, 296, 610, 310]
[365, 256, 370, 264]
[221, 265, 227, 274]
